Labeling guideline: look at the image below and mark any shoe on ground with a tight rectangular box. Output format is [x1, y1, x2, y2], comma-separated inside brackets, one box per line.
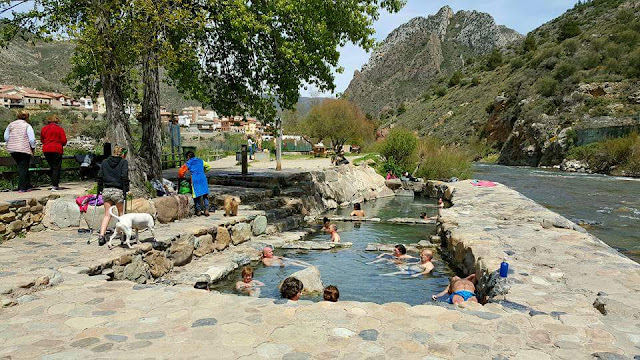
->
[203, 210, 210, 217]
[98, 235, 106, 246]
[51, 186, 62, 191]
[195, 211, 202, 216]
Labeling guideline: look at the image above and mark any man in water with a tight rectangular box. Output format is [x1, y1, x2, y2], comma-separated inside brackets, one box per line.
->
[261, 247, 312, 268]
[381, 249, 435, 277]
[370, 244, 416, 264]
[235, 266, 265, 297]
[329, 224, 340, 244]
[432, 274, 478, 304]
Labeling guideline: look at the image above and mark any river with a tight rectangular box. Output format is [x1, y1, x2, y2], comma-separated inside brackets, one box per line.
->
[474, 163, 640, 263]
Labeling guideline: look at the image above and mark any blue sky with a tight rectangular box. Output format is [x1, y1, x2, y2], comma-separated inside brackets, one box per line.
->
[304, 0, 579, 97]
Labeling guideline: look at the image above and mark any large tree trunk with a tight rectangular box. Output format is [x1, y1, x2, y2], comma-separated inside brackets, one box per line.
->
[139, 46, 163, 183]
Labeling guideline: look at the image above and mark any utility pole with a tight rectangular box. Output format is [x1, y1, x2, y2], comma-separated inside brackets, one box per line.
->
[276, 116, 282, 171]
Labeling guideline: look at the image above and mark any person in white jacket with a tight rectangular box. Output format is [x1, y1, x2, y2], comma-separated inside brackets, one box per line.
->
[4, 111, 36, 192]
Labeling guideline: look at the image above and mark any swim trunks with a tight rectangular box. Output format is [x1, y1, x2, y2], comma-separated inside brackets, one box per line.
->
[447, 290, 476, 304]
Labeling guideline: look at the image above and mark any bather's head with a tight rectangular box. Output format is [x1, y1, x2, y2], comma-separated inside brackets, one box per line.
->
[394, 244, 407, 257]
[262, 247, 274, 258]
[420, 249, 433, 263]
[353, 203, 361, 211]
[323, 285, 339, 302]
[280, 277, 303, 301]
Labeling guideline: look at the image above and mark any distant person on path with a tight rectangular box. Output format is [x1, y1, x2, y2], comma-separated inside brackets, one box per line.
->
[247, 137, 254, 160]
[432, 274, 478, 304]
[235, 266, 265, 297]
[382, 249, 435, 277]
[178, 151, 211, 216]
[4, 111, 36, 192]
[370, 244, 416, 264]
[323, 285, 339, 302]
[329, 224, 341, 244]
[40, 114, 68, 191]
[280, 277, 303, 301]
[350, 203, 365, 217]
[97, 145, 129, 246]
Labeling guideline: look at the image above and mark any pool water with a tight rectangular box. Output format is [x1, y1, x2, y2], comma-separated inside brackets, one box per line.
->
[211, 196, 456, 305]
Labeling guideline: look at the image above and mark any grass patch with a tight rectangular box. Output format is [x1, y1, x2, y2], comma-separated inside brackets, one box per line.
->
[414, 138, 473, 180]
[568, 132, 640, 175]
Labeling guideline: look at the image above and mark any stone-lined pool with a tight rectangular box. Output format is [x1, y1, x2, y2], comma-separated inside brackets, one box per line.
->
[211, 196, 456, 305]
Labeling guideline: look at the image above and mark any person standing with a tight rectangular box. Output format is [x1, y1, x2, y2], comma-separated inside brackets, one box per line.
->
[40, 115, 68, 191]
[97, 146, 129, 246]
[178, 151, 210, 216]
[4, 111, 36, 192]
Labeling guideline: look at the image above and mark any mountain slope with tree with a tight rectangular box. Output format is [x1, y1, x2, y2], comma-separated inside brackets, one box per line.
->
[386, 0, 640, 171]
[343, 6, 522, 117]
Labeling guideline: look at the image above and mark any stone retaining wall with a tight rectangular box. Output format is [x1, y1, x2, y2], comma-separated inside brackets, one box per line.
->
[0, 195, 58, 241]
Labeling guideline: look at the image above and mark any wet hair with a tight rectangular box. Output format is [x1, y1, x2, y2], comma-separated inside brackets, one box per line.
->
[420, 212, 427, 219]
[323, 285, 339, 302]
[323, 217, 330, 225]
[330, 224, 337, 231]
[280, 277, 303, 300]
[354, 203, 361, 210]
[185, 151, 195, 159]
[421, 249, 433, 260]
[17, 111, 29, 121]
[395, 244, 407, 255]
[46, 114, 60, 123]
[241, 266, 253, 278]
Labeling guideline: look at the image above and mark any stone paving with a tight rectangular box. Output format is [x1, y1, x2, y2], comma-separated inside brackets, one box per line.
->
[1, 177, 639, 358]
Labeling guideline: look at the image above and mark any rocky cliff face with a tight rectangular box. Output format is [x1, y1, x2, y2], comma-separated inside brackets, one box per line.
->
[344, 6, 521, 116]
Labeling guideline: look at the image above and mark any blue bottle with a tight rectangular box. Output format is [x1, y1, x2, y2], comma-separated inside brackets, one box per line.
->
[500, 257, 509, 278]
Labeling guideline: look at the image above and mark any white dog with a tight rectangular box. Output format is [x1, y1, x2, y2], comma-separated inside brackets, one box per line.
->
[108, 206, 157, 249]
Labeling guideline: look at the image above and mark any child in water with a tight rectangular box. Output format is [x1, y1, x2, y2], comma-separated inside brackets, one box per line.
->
[381, 249, 435, 277]
[235, 266, 265, 297]
[329, 224, 340, 243]
[323, 285, 339, 302]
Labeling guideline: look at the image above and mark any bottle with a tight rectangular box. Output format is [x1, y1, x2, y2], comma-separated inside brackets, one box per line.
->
[499, 257, 509, 278]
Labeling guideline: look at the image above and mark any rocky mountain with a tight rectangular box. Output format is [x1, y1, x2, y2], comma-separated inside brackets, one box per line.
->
[389, 0, 640, 169]
[344, 6, 522, 117]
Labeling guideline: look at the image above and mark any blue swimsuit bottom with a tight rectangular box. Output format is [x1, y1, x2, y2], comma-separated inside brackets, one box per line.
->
[447, 290, 476, 304]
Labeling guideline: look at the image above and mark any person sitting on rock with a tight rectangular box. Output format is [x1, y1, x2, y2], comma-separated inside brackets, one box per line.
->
[350, 203, 365, 217]
[323, 285, 339, 302]
[329, 224, 340, 244]
[235, 266, 264, 297]
[370, 244, 416, 264]
[382, 249, 435, 277]
[262, 247, 311, 268]
[432, 274, 478, 304]
[322, 217, 331, 233]
[280, 277, 303, 301]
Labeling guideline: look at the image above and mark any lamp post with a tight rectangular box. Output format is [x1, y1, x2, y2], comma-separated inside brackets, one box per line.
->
[275, 116, 282, 171]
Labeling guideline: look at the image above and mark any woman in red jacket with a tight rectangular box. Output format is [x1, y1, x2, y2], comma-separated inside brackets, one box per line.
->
[40, 115, 67, 191]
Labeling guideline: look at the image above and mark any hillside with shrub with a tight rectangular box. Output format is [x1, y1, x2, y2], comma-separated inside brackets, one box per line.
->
[381, 0, 640, 175]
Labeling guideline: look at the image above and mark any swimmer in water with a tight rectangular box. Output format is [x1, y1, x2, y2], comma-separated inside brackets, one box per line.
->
[261, 247, 312, 268]
[329, 224, 340, 244]
[350, 202, 365, 217]
[369, 244, 416, 264]
[381, 249, 435, 277]
[235, 266, 265, 297]
[322, 217, 331, 233]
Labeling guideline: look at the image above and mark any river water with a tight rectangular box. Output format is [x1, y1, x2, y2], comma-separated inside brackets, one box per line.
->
[474, 164, 640, 263]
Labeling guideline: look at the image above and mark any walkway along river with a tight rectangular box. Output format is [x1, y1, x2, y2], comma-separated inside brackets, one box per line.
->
[474, 163, 640, 263]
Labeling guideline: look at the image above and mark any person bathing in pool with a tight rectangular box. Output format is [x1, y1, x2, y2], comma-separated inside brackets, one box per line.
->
[369, 244, 416, 264]
[235, 266, 265, 297]
[350, 202, 365, 217]
[381, 249, 435, 277]
[432, 274, 478, 304]
[261, 247, 312, 268]
[322, 217, 332, 233]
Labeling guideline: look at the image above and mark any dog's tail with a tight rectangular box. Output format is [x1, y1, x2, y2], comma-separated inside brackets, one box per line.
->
[108, 205, 121, 221]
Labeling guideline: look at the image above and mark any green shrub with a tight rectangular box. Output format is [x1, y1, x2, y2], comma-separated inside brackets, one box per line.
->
[563, 38, 579, 56]
[568, 133, 640, 174]
[628, 48, 640, 77]
[448, 71, 462, 87]
[523, 33, 537, 53]
[535, 77, 559, 97]
[554, 62, 577, 80]
[414, 138, 473, 180]
[435, 86, 447, 97]
[510, 58, 525, 70]
[579, 51, 601, 69]
[380, 127, 418, 171]
[471, 76, 480, 86]
[486, 49, 503, 70]
[613, 30, 640, 47]
[558, 20, 581, 41]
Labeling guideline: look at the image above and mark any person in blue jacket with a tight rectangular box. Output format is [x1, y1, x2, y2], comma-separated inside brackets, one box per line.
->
[178, 151, 211, 216]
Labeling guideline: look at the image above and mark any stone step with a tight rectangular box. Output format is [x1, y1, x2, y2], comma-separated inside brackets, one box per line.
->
[265, 214, 306, 234]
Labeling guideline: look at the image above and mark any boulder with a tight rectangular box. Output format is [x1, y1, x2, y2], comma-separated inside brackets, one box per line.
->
[120, 255, 151, 284]
[203, 261, 238, 283]
[0, 202, 10, 214]
[231, 222, 253, 245]
[252, 215, 268, 236]
[176, 195, 191, 220]
[144, 250, 173, 278]
[384, 179, 402, 190]
[31, 213, 44, 223]
[130, 198, 156, 217]
[16, 206, 30, 214]
[194, 234, 215, 257]
[42, 198, 82, 229]
[215, 226, 231, 251]
[167, 234, 194, 266]
[278, 266, 324, 295]
[30, 205, 43, 213]
[82, 206, 116, 231]
[8, 220, 25, 233]
[395, 189, 415, 197]
[0, 223, 5, 233]
[152, 196, 180, 223]
[31, 224, 45, 232]
[28, 198, 38, 206]
[0, 212, 16, 222]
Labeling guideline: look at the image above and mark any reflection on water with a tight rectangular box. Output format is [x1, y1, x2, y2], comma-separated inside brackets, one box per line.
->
[474, 164, 640, 263]
[211, 196, 455, 305]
